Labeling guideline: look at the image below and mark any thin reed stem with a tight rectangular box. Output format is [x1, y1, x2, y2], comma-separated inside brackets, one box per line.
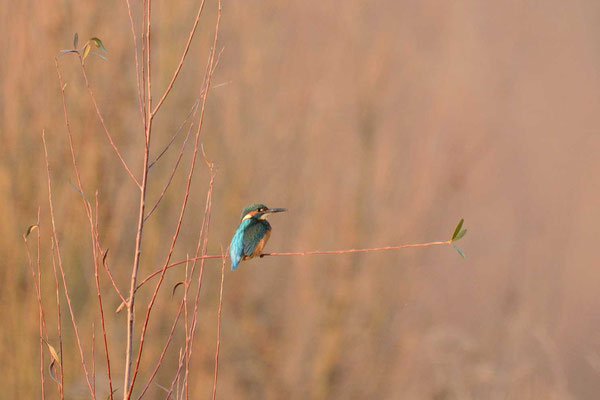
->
[212, 247, 226, 400]
[151, 0, 207, 116]
[126, 3, 222, 396]
[50, 239, 65, 399]
[56, 60, 115, 399]
[43, 130, 95, 398]
[78, 61, 141, 188]
[23, 210, 46, 400]
[131, 239, 454, 293]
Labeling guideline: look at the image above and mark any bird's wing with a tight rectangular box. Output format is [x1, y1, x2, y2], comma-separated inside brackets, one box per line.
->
[242, 221, 269, 256]
[229, 226, 245, 270]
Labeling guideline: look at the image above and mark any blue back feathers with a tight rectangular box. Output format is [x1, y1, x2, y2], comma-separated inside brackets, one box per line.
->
[229, 208, 271, 270]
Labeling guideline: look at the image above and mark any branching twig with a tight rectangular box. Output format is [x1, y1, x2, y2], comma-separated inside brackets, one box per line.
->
[136, 163, 215, 398]
[102, 250, 127, 304]
[135, 296, 185, 399]
[56, 60, 115, 399]
[76, 60, 141, 188]
[184, 156, 215, 396]
[144, 111, 196, 222]
[123, 0, 145, 125]
[123, 0, 154, 392]
[148, 99, 199, 170]
[151, 0, 207, 116]
[127, 4, 222, 394]
[166, 348, 186, 399]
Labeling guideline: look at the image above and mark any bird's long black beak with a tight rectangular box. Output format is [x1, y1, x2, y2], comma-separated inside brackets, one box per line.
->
[265, 207, 287, 214]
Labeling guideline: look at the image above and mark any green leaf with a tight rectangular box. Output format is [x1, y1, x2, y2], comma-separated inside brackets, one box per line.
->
[451, 218, 464, 241]
[452, 244, 465, 259]
[454, 229, 467, 241]
[82, 43, 91, 61]
[73, 32, 79, 48]
[89, 37, 107, 53]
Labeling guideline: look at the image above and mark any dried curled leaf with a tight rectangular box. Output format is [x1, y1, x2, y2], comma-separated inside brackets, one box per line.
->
[45, 340, 61, 365]
[172, 281, 186, 298]
[25, 224, 38, 237]
[103, 249, 109, 265]
[49, 359, 60, 384]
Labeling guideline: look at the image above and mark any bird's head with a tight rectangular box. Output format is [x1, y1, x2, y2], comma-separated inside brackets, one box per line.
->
[240, 203, 287, 221]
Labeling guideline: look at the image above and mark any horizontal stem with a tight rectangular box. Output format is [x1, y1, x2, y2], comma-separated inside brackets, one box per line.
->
[133, 239, 452, 294]
[115, 239, 452, 313]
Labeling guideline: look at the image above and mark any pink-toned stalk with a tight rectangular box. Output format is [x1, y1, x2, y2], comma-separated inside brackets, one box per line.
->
[212, 247, 226, 400]
[135, 239, 454, 291]
[123, 0, 153, 393]
[151, 0, 207, 116]
[184, 160, 215, 396]
[136, 166, 216, 399]
[56, 59, 115, 399]
[126, 2, 222, 397]
[79, 62, 141, 188]
[123, 0, 145, 124]
[50, 239, 65, 399]
[23, 209, 46, 400]
[92, 322, 96, 397]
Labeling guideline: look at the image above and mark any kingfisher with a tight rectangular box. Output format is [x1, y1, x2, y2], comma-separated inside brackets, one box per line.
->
[229, 203, 287, 270]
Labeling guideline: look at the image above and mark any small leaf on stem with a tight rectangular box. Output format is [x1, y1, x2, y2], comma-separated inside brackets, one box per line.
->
[454, 229, 467, 241]
[89, 37, 107, 53]
[452, 218, 464, 241]
[82, 43, 91, 61]
[73, 32, 79, 48]
[452, 244, 466, 259]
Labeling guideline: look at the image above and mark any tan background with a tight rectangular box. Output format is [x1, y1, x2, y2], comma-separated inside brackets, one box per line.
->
[1, 0, 599, 398]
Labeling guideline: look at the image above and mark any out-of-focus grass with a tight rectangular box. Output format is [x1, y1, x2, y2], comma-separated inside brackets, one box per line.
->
[3, 0, 600, 398]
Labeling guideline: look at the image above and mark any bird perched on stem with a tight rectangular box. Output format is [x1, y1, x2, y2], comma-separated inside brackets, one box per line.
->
[229, 203, 286, 270]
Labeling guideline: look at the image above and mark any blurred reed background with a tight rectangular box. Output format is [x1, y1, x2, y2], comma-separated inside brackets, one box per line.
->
[2, 0, 600, 398]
